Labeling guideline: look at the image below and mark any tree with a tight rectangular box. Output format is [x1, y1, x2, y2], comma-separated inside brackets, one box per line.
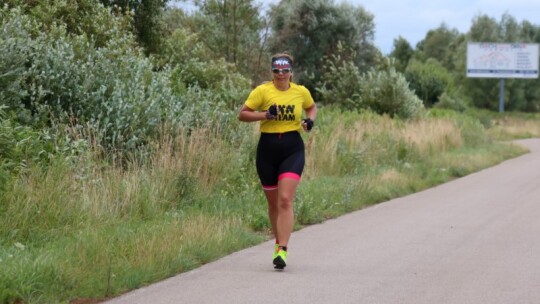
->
[180, 0, 267, 84]
[389, 36, 413, 73]
[99, 0, 170, 54]
[314, 42, 364, 108]
[468, 14, 500, 43]
[415, 23, 462, 71]
[499, 13, 520, 42]
[268, 0, 378, 90]
[520, 20, 540, 44]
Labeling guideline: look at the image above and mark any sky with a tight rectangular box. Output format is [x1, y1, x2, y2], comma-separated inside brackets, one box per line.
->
[171, 0, 540, 55]
[356, 0, 540, 54]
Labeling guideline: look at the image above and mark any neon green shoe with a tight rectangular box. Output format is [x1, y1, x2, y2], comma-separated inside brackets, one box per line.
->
[272, 243, 279, 260]
[273, 248, 287, 270]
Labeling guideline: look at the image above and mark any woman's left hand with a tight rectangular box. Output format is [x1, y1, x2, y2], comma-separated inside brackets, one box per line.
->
[302, 118, 314, 132]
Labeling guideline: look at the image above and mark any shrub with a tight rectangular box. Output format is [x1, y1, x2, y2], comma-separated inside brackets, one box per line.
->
[26, 31, 180, 151]
[405, 58, 452, 107]
[314, 53, 363, 109]
[0, 107, 90, 196]
[1, 5, 252, 154]
[0, 7, 37, 122]
[3, 0, 133, 48]
[435, 92, 469, 112]
[358, 68, 425, 119]
[314, 51, 424, 119]
[162, 28, 251, 100]
[0, 6, 186, 153]
[0, 107, 47, 175]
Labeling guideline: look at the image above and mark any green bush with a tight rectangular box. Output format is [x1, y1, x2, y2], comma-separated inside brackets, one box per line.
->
[0, 108, 48, 176]
[1, 5, 252, 154]
[314, 52, 363, 109]
[0, 107, 90, 179]
[435, 92, 469, 112]
[162, 28, 251, 102]
[3, 0, 133, 48]
[26, 31, 180, 151]
[314, 52, 424, 119]
[405, 58, 452, 107]
[359, 68, 424, 119]
[0, 7, 36, 122]
[0, 6, 184, 152]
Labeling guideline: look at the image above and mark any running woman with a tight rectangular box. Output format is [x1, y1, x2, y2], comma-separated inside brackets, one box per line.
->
[238, 53, 318, 269]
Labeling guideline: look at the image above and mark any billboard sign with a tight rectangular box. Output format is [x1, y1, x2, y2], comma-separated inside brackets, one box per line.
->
[466, 43, 539, 78]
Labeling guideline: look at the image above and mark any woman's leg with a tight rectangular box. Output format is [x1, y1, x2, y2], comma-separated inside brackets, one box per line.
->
[263, 189, 279, 243]
[275, 178, 300, 247]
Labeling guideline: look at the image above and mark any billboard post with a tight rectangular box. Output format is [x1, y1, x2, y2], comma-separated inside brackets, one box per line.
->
[499, 79, 504, 113]
[466, 43, 539, 112]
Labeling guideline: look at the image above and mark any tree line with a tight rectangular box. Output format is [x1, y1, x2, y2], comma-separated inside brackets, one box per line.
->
[1, 0, 540, 165]
[168, 0, 540, 113]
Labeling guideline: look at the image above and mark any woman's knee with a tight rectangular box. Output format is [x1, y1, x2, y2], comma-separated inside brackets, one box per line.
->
[278, 194, 294, 210]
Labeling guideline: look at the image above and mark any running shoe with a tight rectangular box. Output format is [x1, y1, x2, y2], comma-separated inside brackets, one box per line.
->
[273, 248, 287, 270]
[273, 243, 279, 260]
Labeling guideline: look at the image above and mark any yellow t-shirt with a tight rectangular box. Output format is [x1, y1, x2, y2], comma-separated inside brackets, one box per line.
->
[245, 82, 315, 133]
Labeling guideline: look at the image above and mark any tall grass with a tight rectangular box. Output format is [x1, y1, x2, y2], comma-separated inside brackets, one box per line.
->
[489, 115, 540, 140]
[305, 110, 472, 178]
[1, 108, 537, 303]
[466, 109, 540, 140]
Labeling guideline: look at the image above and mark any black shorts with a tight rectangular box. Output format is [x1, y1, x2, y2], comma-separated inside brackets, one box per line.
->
[256, 131, 305, 190]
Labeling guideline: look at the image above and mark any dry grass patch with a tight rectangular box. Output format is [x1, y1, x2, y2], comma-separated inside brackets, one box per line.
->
[376, 168, 407, 183]
[400, 118, 462, 154]
[489, 116, 540, 140]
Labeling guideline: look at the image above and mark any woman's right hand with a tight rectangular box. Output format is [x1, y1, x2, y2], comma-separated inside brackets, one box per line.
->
[265, 104, 278, 120]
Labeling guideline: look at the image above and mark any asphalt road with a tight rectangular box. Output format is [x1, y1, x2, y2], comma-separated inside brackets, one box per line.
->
[106, 138, 540, 304]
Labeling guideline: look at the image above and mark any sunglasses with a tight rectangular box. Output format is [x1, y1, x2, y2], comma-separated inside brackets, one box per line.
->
[272, 68, 292, 74]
